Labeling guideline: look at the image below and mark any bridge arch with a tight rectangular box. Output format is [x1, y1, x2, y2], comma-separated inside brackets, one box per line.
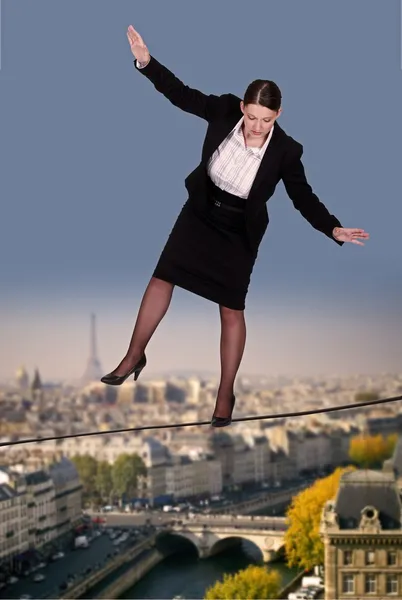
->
[155, 529, 201, 558]
[209, 536, 264, 562]
[163, 520, 287, 563]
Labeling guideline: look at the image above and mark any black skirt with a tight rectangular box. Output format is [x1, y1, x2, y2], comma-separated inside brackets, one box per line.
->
[153, 178, 257, 310]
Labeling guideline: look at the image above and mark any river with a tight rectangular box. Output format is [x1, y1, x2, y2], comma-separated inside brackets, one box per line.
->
[119, 541, 299, 599]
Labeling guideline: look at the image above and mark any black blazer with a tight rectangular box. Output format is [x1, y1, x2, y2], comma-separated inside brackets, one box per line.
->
[134, 56, 343, 254]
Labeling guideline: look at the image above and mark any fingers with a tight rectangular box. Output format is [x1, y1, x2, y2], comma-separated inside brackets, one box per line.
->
[350, 228, 369, 237]
[127, 25, 143, 44]
[350, 230, 370, 242]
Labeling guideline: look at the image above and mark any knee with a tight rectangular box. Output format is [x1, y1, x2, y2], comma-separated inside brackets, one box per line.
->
[150, 277, 174, 292]
[219, 306, 244, 326]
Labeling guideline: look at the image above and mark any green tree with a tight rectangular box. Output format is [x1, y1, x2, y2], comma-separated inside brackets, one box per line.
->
[349, 433, 398, 468]
[204, 565, 281, 600]
[354, 390, 379, 403]
[111, 453, 146, 502]
[284, 466, 356, 571]
[95, 460, 113, 502]
[71, 454, 98, 499]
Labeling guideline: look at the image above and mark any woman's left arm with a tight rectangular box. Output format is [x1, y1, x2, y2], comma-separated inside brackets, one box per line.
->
[281, 144, 344, 246]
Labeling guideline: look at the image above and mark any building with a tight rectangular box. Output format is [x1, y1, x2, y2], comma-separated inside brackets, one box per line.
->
[208, 432, 234, 488]
[48, 457, 82, 537]
[320, 469, 402, 599]
[136, 438, 169, 505]
[25, 470, 57, 549]
[383, 436, 402, 488]
[0, 458, 82, 570]
[0, 480, 29, 572]
[165, 452, 222, 500]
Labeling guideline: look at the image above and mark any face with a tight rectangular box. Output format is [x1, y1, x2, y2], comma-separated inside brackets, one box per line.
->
[240, 101, 282, 139]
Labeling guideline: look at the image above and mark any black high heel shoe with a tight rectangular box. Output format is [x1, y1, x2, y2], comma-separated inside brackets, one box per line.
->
[211, 394, 236, 428]
[100, 354, 147, 386]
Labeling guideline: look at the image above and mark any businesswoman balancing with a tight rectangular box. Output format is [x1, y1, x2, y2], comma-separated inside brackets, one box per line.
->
[101, 25, 370, 427]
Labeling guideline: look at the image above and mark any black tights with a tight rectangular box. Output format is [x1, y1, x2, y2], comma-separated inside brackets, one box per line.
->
[112, 277, 246, 418]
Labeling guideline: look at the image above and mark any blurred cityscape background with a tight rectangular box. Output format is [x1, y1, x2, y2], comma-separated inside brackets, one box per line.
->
[0, 313, 401, 599]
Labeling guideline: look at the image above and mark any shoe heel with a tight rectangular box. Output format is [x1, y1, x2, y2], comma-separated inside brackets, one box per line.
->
[211, 394, 236, 428]
[133, 366, 144, 381]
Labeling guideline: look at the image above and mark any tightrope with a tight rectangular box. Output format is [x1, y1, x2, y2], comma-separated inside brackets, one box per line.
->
[0, 393, 401, 448]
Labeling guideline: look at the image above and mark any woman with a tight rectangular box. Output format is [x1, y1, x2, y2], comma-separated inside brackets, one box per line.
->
[101, 25, 369, 427]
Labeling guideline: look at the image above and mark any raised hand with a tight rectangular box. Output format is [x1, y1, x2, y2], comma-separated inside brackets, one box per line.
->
[126, 25, 150, 64]
[333, 227, 370, 246]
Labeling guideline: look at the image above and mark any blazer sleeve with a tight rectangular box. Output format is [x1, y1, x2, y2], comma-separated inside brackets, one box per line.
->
[134, 56, 223, 122]
[281, 143, 344, 246]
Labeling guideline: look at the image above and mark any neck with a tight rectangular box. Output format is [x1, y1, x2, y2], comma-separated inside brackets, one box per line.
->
[243, 128, 268, 148]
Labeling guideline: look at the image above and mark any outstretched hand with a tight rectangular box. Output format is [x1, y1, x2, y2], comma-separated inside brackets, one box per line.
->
[126, 25, 150, 64]
[333, 227, 370, 246]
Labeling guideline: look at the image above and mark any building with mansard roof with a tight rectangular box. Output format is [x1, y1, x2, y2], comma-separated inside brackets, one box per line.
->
[320, 469, 402, 599]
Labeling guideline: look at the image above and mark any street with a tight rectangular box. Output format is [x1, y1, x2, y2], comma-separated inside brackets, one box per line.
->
[0, 531, 132, 600]
[95, 511, 287, 531]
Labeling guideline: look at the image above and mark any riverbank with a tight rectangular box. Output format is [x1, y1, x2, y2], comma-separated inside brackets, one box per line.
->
[96, 549, 164, 599]
[59, 535, 157, 599]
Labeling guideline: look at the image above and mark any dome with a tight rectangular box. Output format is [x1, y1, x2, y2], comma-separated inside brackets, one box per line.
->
[15, 365, 29, 388]
[16, 365, 29, 381]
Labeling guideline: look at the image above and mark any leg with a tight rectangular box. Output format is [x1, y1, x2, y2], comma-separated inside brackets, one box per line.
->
[212, 305, 247, 418]
[111, 277, 174, 376]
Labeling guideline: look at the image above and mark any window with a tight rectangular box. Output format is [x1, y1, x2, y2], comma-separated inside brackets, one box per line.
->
[386, 575, 398, 595]
[342, 574, 355, 594]
[343, 550, 353, 565]
[365, 574, 376, 594]
[365, 550, 375, 565]
[387, 551, 397, 566]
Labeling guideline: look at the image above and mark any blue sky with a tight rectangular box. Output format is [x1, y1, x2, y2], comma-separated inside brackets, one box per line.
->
[1, 0, 401, 380]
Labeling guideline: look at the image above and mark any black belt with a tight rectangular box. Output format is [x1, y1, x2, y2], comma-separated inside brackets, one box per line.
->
[212, 198, 245, 213]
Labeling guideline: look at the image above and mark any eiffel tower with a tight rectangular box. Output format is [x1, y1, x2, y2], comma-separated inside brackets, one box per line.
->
[81, 313, 103, 384]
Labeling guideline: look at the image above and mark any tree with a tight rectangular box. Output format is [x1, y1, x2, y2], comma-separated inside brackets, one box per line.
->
[284, 466, 356, 571]
[354, 391, 379, 403]
[95, 460, 113, 502]
[349, 433, 398, 468]
[204, 565, 281, 600]
[111, 453, 146, 502]
[71, 454, 98, 498]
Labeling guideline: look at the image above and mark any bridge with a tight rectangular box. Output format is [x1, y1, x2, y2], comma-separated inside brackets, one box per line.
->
[211, 483, 306, 514]
[159, 515, 288, 563]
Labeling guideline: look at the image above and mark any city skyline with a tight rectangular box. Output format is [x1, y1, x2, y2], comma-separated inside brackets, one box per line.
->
[1, 0, 401, 380]
[2, 305, 401, 382]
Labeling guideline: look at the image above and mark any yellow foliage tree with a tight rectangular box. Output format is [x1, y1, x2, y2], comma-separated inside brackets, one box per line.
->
[284, 466, 356, 571]
[349, 433, 398, 468]
[204, 565, 281, 600]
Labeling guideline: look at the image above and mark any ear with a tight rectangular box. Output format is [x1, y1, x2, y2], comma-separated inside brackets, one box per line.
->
[276, 108, 283, 119]
[240, 100, 245, 114]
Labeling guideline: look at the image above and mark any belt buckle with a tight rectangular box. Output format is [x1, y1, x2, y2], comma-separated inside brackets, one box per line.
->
[214, 200, 221, 207]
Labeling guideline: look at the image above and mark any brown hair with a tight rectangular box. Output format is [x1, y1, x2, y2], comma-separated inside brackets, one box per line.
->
[244, 79, 282, 111]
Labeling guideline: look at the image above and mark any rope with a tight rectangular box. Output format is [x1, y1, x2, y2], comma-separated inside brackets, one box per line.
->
[0, 393, 401, 448]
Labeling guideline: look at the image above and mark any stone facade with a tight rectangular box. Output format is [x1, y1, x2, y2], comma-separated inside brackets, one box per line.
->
[320, 470, 402, 599]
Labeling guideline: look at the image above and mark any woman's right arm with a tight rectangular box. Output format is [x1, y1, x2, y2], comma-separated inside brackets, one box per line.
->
[127, 25, 221, 121]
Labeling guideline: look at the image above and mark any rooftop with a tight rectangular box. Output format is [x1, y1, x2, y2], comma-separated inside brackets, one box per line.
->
[335, 469, 401, 530]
